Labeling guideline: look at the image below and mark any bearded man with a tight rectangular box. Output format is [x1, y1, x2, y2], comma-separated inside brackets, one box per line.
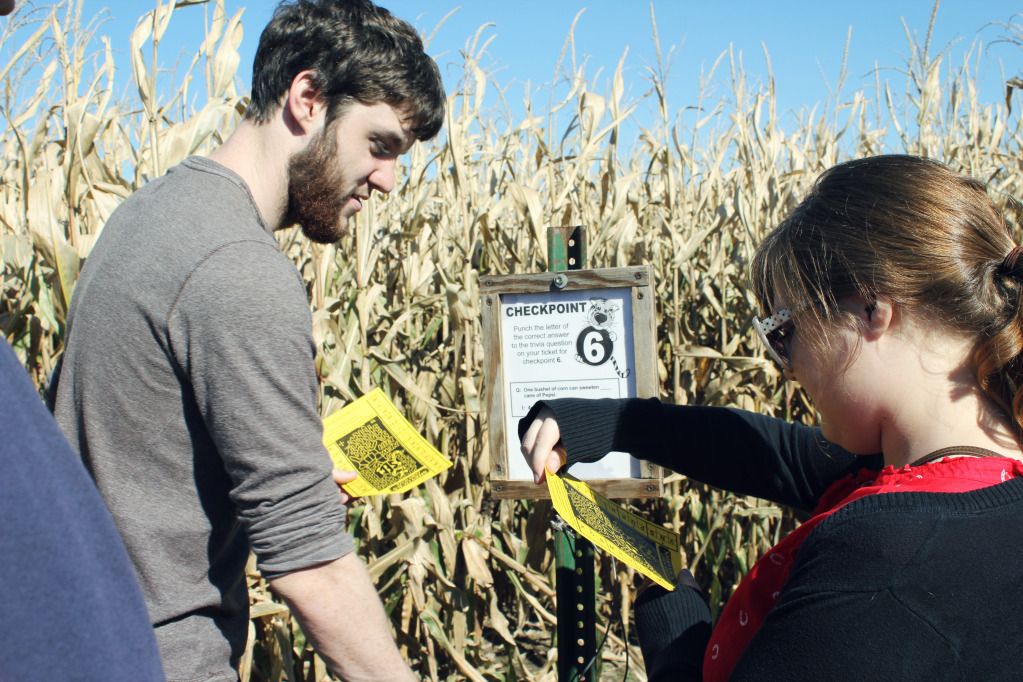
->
[50, 1, 444, 679]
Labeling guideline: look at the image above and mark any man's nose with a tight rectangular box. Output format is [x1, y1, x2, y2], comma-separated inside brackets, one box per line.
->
[369, 159, 396, 195]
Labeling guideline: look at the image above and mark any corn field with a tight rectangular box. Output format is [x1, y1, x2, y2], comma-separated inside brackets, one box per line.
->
[2, 0, 1021, 679]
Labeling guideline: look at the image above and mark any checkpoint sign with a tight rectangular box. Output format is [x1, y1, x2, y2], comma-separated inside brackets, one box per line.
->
[481, 266, 662, 499]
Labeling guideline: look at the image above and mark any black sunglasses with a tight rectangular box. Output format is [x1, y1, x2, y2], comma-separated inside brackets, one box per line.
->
[752, 308, 794, 370]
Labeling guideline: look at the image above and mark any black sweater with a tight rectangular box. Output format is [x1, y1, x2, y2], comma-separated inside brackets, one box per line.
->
[522, 398, 1023, 681]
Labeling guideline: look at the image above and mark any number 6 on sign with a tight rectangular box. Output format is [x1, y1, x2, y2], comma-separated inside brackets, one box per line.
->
[576, 326, 612, 365]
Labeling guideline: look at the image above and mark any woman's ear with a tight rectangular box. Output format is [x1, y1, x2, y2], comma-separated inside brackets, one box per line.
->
[861, 296, 894, 340]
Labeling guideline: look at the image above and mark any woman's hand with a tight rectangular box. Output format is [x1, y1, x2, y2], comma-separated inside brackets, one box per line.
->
[519, 406, 567, 484]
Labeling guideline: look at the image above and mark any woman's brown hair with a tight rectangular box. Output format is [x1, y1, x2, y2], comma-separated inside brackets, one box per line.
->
[751, 154, 1023, 431]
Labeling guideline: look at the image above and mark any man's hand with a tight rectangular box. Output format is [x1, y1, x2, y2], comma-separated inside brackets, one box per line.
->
[270, 553, 415, 681]
[519, 406, 567, 484]
[331, 468, 358, 504]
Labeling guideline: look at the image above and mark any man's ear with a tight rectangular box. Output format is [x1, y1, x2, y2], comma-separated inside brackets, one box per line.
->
[283, 70, 326, 135]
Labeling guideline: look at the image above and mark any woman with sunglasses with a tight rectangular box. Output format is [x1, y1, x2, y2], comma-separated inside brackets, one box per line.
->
[519, 154, 1023, 681]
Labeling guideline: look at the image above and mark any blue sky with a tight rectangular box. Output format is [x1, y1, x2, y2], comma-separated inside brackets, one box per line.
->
[45, 1, 1023, 135]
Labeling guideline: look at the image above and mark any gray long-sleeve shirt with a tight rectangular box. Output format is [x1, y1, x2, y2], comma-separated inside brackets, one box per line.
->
[53, 156, 352, 681]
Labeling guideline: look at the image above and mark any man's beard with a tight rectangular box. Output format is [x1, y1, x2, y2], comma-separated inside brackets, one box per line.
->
[284, 124, 350, 244]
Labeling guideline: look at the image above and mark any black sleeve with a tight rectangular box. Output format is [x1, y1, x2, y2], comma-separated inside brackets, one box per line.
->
[633, 579, 712, 681]
[519, 398, 881, 512]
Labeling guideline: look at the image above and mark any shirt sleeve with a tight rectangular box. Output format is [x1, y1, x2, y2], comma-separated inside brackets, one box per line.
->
[634, 579, 712, 681]
[0, 339, 165, 679]
[168, 240, 352, 578]
[520, 398, 881, 511]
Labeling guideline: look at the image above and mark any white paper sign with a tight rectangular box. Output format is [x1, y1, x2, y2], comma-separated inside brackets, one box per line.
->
[501, 288, 640, 480]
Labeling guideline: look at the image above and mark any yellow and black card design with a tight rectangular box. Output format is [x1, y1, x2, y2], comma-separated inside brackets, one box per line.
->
[322, 388, 452, 497]
[547, 470, 681, 590]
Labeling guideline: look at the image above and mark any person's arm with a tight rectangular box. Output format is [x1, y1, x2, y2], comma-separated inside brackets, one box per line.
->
[170, 244, 410, 670]
[1, 339, 165, 680]
[269, 554, 414, 681]
[520, 398, 881, 511]
[633, 570, 712, 681]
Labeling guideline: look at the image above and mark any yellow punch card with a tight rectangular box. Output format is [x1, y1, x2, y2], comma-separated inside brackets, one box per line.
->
[547, 470, 681, 590]
[322, 388, 452, 497]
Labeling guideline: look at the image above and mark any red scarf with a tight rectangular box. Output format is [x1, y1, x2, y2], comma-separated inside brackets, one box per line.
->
[702, 456, 1023, 681]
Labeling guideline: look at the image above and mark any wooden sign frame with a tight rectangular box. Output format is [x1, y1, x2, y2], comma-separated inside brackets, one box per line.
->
[481, 265, 664, 499]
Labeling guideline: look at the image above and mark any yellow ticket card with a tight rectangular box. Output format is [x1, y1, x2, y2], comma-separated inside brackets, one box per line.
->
[322, 388, 452, 497]
[546, 470, 681, 590]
